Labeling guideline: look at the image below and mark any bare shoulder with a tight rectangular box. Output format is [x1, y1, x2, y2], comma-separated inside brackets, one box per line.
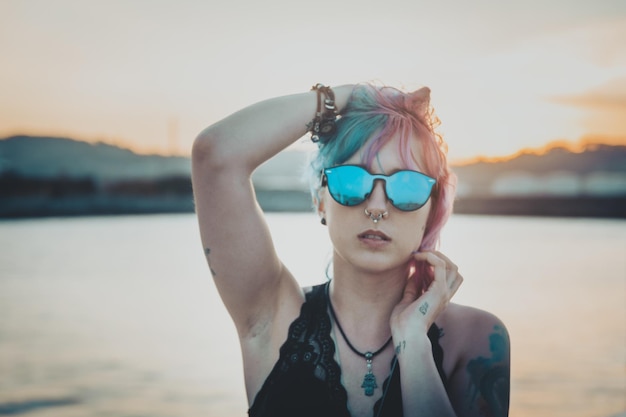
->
[440, 303, 508, 350]
[437, 303, 509, 370]
[437, 303, 511, 417]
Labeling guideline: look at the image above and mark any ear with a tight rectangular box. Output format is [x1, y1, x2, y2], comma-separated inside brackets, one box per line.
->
[314, 195, 325, 217]
[313, 189, 327, 217]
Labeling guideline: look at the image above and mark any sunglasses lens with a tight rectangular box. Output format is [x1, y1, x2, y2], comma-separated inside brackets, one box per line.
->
[324, 166, 371, 206]
[386, 171, 436, 211]
[323, 165, 436, 211]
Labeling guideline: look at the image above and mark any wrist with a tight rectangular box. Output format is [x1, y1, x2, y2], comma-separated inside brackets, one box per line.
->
[305, 83, 355, 143]
[307, 84, 338, 142]
[393, 333, 432, 358]
[331, 84, 356, 114]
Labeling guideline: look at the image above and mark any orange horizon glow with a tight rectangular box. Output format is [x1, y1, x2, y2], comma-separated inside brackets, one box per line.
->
[450, 135, 626, 166]
[0, 128, 188, 158]
[3, 129, 624, 165]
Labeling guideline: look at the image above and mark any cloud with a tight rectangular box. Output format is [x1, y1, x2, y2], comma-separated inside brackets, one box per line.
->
[550, 77, 626, 110]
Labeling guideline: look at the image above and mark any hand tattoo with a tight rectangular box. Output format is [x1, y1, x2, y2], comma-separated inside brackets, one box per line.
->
[418, 301, 429, 315]
[395, 340, 406, 355]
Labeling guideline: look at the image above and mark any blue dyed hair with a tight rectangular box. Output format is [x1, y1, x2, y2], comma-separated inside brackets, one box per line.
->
[308, 84, 389, 197]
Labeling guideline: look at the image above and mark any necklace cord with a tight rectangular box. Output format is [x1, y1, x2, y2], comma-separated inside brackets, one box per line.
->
[325, 282, 393, 358]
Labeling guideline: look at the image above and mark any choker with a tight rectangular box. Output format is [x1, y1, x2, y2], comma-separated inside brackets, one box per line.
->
[325, 282, 392, 396]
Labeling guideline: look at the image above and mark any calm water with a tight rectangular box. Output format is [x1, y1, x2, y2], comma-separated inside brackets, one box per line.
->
[0, 213, 624, 417]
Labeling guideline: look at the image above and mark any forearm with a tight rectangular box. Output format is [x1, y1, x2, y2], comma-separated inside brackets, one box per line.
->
[396, 336, 457, 417]
[192, 84, 354, 174]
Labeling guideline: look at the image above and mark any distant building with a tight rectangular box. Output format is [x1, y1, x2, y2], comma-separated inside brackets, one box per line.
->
[490, 170, 626, 197]
[583, 172, 626, 196]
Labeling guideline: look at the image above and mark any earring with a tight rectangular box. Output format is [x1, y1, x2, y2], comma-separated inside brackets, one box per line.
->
[321, 218, 327, 225]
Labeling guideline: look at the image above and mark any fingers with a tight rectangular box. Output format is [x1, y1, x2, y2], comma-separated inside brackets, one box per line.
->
[400, 274, 420, 305]
[434, 251, 463, 294]
[412, 250, 463, 296]
[431, 251, 458, 273]
[411, 251, 446, 267]
[391, 251, 463, 339]
[449, 272, 463, 296]
[414, 250, 458, 272]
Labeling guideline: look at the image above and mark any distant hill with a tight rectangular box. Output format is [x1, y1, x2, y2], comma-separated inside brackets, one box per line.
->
[3, 135, 625, 191]
[456, 144, 626, 175]
[453, 144, 626, 197]
[1, 135, 625, 218]
[0, 135, 190, 182]
[0, 135, 311, 188]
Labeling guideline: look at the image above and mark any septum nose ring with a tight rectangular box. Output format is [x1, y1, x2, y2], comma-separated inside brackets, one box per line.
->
[364, 208, 388, 224]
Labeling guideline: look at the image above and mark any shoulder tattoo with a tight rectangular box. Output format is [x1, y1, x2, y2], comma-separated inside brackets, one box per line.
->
[466, 325, 510, 417]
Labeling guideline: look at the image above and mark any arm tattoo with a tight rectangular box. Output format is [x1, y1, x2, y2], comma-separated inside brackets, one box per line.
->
[466, 325, 510, 417]
[203, 247, 217, 277]
[418, 301, 429, 315]
[395, 340, 406, 355]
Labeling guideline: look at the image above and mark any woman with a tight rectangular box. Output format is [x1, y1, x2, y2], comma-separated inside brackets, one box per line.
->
[191, 83, 510, 417]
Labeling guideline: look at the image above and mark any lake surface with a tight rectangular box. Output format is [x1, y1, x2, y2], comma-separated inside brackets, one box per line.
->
[0, 213, 624, 417]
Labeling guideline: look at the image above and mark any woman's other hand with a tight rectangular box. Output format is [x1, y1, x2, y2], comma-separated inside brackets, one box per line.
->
[390, 251, 463, 340]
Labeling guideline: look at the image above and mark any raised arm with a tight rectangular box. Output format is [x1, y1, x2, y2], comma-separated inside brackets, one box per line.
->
[191, 85, 353, 336]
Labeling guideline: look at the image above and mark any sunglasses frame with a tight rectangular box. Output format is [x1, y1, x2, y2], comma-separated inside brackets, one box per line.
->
[321, 164, 437, 212]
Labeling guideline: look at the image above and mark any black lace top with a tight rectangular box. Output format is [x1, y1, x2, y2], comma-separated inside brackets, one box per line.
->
[248, 282, 448, 417]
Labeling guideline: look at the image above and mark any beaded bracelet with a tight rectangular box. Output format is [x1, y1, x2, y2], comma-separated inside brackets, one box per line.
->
[307, 83, 338, 143]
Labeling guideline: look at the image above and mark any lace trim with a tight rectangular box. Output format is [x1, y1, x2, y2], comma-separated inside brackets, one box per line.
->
[250, 282, 446, 416]
[256, 283, 347, 407]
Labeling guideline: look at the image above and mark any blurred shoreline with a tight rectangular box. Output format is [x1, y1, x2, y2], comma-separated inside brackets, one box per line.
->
[1, 190, 625, 219]
[2, 135, 625, 219]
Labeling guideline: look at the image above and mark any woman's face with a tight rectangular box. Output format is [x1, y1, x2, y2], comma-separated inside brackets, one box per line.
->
[321, 132, 432, 275]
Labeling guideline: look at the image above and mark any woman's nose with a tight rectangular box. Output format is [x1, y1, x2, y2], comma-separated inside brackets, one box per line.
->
[366, 180, 389, 209]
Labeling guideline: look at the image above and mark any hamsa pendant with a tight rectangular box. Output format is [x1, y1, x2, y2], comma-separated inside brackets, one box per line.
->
[361, 354, 377, 396]
[361, 371, 378, 396]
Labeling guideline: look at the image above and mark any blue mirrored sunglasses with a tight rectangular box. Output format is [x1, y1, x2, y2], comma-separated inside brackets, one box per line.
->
[322, 165, 436, 212]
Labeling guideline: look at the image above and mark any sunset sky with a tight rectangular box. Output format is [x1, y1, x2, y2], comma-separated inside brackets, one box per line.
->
[1, 0, 625, 162]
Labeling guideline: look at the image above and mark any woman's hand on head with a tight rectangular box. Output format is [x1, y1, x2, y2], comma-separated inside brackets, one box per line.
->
[390, 251, 463, 342]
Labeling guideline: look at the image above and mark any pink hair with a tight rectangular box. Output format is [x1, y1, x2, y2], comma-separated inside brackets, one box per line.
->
[358, 85, 457, 291]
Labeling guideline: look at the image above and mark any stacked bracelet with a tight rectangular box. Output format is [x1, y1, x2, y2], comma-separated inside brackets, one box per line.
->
[307, 83, 338, 143]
